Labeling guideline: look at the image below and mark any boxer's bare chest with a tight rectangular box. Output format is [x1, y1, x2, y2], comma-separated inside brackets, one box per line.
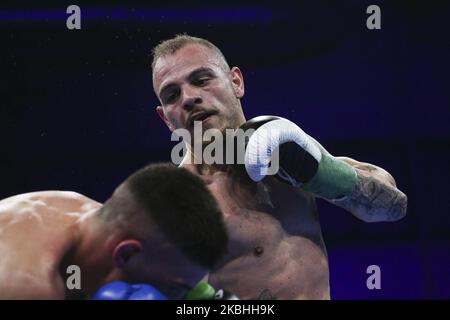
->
[199, 172, 330, 299]
[200, 172, 325, 255]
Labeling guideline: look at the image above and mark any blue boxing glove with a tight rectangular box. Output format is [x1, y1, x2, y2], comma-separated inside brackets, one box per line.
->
[92, 281, 168, 300]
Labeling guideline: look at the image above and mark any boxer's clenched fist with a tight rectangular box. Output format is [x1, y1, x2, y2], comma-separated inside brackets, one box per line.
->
[240, 115, 358, 200]
[92, 281, 168, 300]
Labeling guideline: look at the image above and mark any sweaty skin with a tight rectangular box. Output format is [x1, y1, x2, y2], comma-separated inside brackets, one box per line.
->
[154, 43, 329, 299]
[185, 165, 329, 300]
[182, 141, 406, 300]
[0, 191, 101, 299]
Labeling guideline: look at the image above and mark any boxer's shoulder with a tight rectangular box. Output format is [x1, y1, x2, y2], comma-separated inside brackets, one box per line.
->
[0, 192, 91, 298]
[0, 190, 100, 213]
[1, 190, 90, 202]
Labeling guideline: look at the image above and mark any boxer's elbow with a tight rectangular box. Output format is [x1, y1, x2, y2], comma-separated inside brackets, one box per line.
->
[385, 190, 408, 222]
[354, 190, 408, 223]
[379, 188, 407, 222]
[353, 171, 408, 223]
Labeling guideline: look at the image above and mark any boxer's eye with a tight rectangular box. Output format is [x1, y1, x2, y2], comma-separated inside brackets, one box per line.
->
[163, 89, 180, 104]
[193, 77, 209, 87]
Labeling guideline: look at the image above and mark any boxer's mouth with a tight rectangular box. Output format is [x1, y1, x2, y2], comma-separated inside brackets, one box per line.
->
[188, 111, 216, 128]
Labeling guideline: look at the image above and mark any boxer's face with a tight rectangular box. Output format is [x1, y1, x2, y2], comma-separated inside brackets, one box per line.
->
[118, 240, 206, 298]
[153, 44, 246, 140]
[110, 234, 205, 299]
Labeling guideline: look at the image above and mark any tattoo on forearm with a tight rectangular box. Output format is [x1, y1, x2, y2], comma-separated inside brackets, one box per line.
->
[331, 171, 407, 222]
[353, 163, 378, 173]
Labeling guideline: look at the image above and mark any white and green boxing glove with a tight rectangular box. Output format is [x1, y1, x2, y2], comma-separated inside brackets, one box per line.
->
[240, 115, 358, 200]
[184, 282, 239, 300]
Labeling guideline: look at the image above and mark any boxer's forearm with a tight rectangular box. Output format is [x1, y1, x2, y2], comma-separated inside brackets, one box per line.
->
[302, 135, 407, 222]
[328, 157, 407, 222]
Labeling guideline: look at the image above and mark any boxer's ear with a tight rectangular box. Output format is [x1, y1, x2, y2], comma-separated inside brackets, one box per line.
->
[156, 106, 174, 131]
[113, 239, 143, 269]
[230, 67, 244, 98]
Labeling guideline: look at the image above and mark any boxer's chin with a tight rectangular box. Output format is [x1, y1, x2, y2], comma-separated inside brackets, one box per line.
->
[202, 113, 226, 132]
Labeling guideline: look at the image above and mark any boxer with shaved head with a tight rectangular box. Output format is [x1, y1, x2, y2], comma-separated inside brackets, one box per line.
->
[0, 163, 228, 299]
[151, 34, 407, 299]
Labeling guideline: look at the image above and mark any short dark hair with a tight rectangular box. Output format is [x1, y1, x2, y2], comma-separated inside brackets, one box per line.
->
[151, 34, 230, 73]
[126, 163, 228, 269]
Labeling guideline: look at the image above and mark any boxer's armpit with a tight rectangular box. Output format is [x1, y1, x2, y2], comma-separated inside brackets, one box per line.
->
[329, 170, 407, 223]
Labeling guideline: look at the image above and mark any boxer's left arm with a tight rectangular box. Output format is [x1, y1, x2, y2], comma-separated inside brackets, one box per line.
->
[327, 156, 407, 222]
[305, 133, 407, 222]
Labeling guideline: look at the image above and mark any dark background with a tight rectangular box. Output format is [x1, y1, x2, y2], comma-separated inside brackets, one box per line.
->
[1, 1, 449, 299]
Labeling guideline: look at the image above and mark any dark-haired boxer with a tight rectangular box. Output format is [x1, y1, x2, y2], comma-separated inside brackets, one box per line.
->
[152, 35, 407, 299]
[0, 163, 228, 299]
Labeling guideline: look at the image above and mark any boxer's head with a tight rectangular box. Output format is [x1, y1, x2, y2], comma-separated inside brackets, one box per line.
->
[152, 35, 246, 142]
[77, 163, 228, 299]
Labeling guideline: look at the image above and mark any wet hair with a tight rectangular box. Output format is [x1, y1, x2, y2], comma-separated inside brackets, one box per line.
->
[123, 163, 228, 269]
[151, 34, 230, 73]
